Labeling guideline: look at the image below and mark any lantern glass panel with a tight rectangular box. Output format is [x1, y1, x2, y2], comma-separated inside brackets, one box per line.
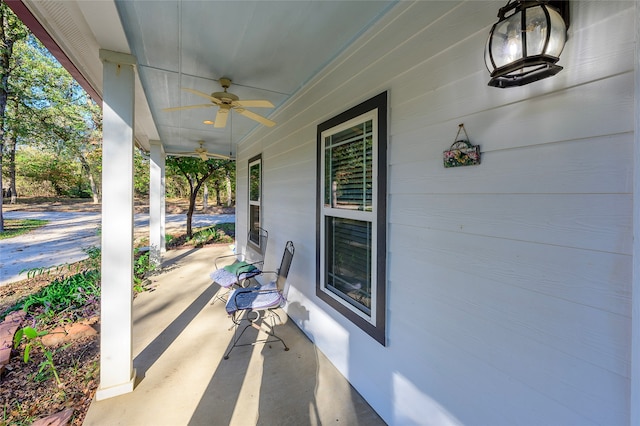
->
[491, 12, 522, 69]
[484, 36, 492, 71]
[525, 6, 548, 56]
[546, 7, 567, 57]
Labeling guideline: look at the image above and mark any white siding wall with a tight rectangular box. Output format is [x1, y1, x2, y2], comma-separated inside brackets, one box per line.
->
[237, 1, 635, 424]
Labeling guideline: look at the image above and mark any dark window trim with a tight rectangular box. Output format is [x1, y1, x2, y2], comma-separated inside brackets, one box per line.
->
[248, 154, 262, 251]
[316, 91, 387, 346]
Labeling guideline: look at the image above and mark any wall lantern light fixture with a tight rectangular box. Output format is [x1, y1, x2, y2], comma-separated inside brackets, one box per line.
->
[484, 0, 569, 88]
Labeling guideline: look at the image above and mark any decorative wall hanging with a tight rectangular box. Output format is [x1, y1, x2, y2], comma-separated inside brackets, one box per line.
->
[443, 124, 480, 168]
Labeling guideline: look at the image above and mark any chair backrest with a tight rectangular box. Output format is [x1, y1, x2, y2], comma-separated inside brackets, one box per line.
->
[275, 241, 295, 290]
[247, 227, 268, 258]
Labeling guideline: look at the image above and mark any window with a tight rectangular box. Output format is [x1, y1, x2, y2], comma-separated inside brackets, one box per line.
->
[248, 155, 262, 248]
[317, 92, 387, 345]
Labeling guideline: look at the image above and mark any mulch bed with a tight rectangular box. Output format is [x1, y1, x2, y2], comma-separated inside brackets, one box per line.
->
[1, 334, 99, 425]
[0, 262, 100, 425]
[0, 198, 234, 424]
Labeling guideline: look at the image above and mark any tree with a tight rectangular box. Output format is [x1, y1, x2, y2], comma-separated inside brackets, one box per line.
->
[209, 160, 235, 207]
[16, 148, 76, 195]
[0, 2, 28, 231]
[133, 149, 150, 197]
[5, 97, 21, 203]
[0, 24, 102, 209]
[9, 35, 102, 202]
[166, 156, 232, 238]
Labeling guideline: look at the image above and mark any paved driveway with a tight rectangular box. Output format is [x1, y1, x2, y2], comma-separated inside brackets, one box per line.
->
[0, 211, 234, 286]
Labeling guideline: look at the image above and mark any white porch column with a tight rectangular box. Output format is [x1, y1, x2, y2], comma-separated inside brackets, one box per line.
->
[149, 140, 166, 266]
[96, 49, 137, 400]
[632, 1, 640, 423]
[161, 167, 166, 252]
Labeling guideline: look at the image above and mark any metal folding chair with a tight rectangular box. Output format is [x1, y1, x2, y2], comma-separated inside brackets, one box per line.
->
[223, 241, 295, 359]
[209, 227, 268, 304]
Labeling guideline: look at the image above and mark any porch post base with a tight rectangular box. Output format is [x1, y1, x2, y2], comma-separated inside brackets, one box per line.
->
[95, 369, 137, 401]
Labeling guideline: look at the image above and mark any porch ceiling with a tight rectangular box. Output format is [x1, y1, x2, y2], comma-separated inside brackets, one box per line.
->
[13, 0, 395, 157]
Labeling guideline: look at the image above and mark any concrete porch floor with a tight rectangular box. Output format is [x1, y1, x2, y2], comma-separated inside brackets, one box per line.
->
[83, 245, 385, 425]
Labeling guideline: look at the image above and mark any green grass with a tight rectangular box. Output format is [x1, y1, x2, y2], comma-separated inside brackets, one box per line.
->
[166, 223, 235, 249]
[0, 219, 48, 239]
[190, 223, 235, 246]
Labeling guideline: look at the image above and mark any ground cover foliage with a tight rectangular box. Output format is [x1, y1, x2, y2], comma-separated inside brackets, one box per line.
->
[165, 222, 234, 249]
[0, 218, 47, 240]
[0, 256, 102, 425]
[0, 218, 235, 425]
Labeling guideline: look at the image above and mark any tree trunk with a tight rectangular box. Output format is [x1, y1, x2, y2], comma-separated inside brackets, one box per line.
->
[213, 180, 221, 206]
[6, 99, 19, 204]
[88, 172, 99, 203]
[225, 174, 232, 207]
[7, 136, 16, 203]
[186, 176, 195, 238]
[189, 173, 218, 237]
[0, 4, 26, 229]
[0, 9, 13, 231]
[186, 205, 193, 238]
[79, 153, 99, 203]
[52, 181, 64, 196]
[202, 183, 208, 212]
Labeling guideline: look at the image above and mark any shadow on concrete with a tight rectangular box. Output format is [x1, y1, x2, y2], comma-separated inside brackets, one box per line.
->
[134, 282, 217, 380]
[83, 246, 384, 425]
[187, 300, 385, 425]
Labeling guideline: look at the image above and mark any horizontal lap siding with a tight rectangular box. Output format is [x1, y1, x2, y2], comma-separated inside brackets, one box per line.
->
[390, 224, 631, 373]
[391, 133, 633, 195]
[390, 193, 632, 254]
[386, 2, 634, 424]
[237, 1, 635, 424]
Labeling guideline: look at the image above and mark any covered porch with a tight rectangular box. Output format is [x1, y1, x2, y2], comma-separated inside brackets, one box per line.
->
[7, 0, 640, 424]
[83, 244, 383, 425]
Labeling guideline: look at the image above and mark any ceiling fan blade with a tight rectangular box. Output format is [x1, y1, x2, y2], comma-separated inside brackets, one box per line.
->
[167, 152, 198, 158]
[168, 150, 233, 160]
[207, 152, 232, 160]
[163, 104, 213, 112]
[182, 87, 222, 105]
[214, 108, 229, 128]
[233, 99, 274, 108]
[235, 108, 276, 127]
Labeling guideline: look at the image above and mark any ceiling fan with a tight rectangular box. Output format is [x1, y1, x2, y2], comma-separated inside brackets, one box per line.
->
[172, 141, 233, 161]
[163, 78, 276, 128]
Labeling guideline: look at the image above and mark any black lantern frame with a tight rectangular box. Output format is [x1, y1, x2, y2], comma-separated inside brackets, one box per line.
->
[485, 0, 569, 88]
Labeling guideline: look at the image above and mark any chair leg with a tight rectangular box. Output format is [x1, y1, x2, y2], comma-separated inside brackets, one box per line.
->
[224, 323, 251, 359]
[264, 310, 289, 352]
[223, 310, 288, 359]
[251, 318, 289, 353]
[210, 286, 231, 305]
[224, 310, 251, 359]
